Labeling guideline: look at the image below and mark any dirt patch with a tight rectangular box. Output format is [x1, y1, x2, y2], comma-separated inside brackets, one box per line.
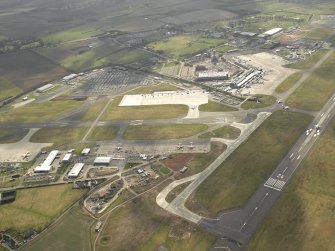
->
[161, 153, 195, 171]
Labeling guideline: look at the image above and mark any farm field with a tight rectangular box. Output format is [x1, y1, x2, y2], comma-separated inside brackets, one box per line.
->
[275, 72, 303, 93]
[187, 111, 312, 217]
[88, 126, 119, 141]
[148, 35, 224, 59]
[95, 181, 216, 251]
[30, 127, 87, 146]
[0, 76, 22, 101]
[199, 101, 238, 112]
[0, 100, 83, 123]
[246, 118, 335, 251]
[0, 185, 85, 233]
[0, 50, 68, 91]
[22, 206, 93, 251]
[287, 51, 335, 111]
[199, 126, 241, 140]
[101, 104, 188, 120]
[123, 124, 208, 140]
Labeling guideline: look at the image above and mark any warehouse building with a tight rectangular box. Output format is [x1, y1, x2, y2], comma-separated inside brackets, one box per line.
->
[62, 153, 72, 163]
[94, 157, 112, 166]
[34, 150, 59, 173]
[37, 83, 54, 93]
[259, 28, 283, 38]
[68, 163, 85, 178]
[81, 148, 91, 156]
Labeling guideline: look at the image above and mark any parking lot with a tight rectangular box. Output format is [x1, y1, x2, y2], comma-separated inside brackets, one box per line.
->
[73, 67, 157, 97]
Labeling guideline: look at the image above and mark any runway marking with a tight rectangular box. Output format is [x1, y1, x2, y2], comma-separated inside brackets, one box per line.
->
[264, 177, 286, 191]
[297, 155, 301, 160]
[289, 153, 294, 158]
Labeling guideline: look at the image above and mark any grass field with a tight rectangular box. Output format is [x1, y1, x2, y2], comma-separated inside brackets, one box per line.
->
[96, 181, 216, 251]
[123, 124, 208, 140]
[287, 51, 335, 111]
[275, 72, 303, 93]
[166, 182, 191, 203]
[88, 126, 119, 141]
[23, 205, 93, 251]
[0, 100, 83, 123]
[286, 49, 329, 70]
[107, 48, 152, 65]
[125, 83, 180, 95]
[199, 126, 241, 140]
[241, 95, 276, 109]
[42, 25, 103, 44]
[82, 98, 108, 121]
[176, 142, 226, 179]
[0, 185, 85, 233]
[0, 76, 22, 101]
[30, 127, 86, 146]
[187, 111, 312, 216]
[101, 104, 188, 120]
[199, 100, 238, 112]
[149, 35, 224, 59]
[246, 118, 335, 251]
[298, 26, 334, 41]
[0, 128, 28, 143]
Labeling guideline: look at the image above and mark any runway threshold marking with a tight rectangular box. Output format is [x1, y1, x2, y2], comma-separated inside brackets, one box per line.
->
[264, 177, 286, 191]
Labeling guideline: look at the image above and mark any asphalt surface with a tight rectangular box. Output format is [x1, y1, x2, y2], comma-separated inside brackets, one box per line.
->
[202, 93, 335, 251]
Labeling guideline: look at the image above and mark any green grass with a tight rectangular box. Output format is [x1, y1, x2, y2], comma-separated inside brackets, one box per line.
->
[241, 95, 276, 109]
[124, 163, 141, 170]
[166, 182, 191, 203]
[0, 100, 83, 123]
[287, 51, 335, 111]
[199, 101, 238, 112]
[246, 117, 335, 251]
[298, 27, 334, 41]
[286, 49, 329, 70]
[275, 72, 303, 93]
[149, 35, 224, 59]
[42, 26, 102, 44]
[22, 205, 93, 251]
[96, 181, 216, 251]
[188, 111, 312, 216]
[0, 76, 21, 101]
[159, 166, 171, 175]
[125, 83, 180, 95]
[82, 98, 108, 121]
[199, 126, 241, 140]
[30, 127, 86, 146]
[107, 48, 152, 65]
[123, 124, 208, 140]
[0, 185, 85, 233]
[0, 128, 28, 143]
[176, 142, 227, 179]
[101, 104, 188, 120]
[88, 126, 119, 141]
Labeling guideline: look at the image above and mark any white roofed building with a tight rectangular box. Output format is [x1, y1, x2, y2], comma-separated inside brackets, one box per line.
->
[68, 163, 84, 178]
[81, 148, 91, 156]
[62, 153, 72, 163]
[34, 150, 59, 173]
[94, 157, 112, 165]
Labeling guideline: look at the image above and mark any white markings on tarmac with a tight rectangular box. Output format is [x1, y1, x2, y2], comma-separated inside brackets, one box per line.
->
[264, 177, 286, 191]
[289, 153, 294, 158]
[297, 155, 301, 160]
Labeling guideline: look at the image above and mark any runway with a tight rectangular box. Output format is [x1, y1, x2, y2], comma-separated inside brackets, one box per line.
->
[203, 93, 335, 250]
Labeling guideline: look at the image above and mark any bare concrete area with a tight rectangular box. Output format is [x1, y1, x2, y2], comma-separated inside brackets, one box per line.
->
[0, 128, 51, 162]
[119, 90, 209, 119]
[237, 52, 297, 95]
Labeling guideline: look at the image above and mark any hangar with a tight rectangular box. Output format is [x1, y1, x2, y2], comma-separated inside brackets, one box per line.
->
[94, 157, 112, 166]
[34, 150, 59, 173]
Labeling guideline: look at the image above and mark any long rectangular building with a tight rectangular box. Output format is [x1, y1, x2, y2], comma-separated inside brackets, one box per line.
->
[68, 163, 84, 178]
[34, 150, 59, 173]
